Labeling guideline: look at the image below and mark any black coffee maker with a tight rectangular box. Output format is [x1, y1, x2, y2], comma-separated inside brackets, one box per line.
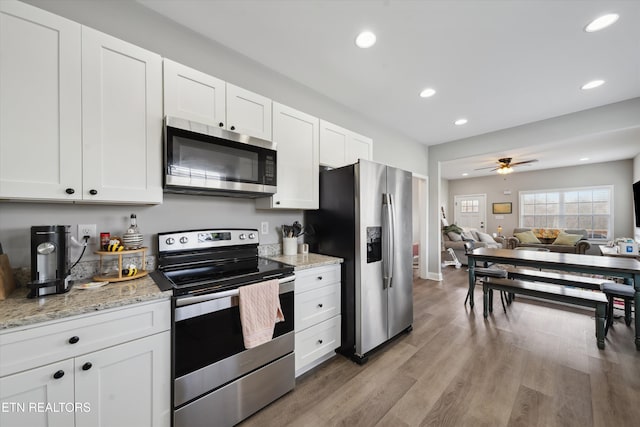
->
[28, 225, 71, 298]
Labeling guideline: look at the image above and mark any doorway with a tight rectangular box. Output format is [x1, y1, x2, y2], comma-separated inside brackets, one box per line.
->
[454, 194, 487, 232]
[412, 174, 428, 279]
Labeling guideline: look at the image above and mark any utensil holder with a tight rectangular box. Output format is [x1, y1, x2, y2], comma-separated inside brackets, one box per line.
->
[282, 237, 297, 256]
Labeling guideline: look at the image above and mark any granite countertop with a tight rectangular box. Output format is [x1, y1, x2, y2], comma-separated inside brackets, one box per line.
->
[263, 252, 343, 270]
[0, 276, 170, 331]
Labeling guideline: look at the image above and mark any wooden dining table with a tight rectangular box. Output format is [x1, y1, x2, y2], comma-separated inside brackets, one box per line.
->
[466, 248, 640, 351]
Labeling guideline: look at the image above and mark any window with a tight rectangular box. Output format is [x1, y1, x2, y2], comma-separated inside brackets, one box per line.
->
[519, 186, 613, 240]
[460, 199, 479, 213]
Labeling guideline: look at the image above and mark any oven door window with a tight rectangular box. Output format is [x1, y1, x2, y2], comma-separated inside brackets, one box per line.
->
[169, 133, 261, 184]
[174, 291, 294, 379]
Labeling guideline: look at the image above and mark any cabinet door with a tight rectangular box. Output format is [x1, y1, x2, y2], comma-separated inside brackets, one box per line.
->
[0, 359, 75, 427]
[319, 120, 347, 167]
[257, 103, 318, 209]
[81, 27, 162, 204]
[0, 0, 82, 201]
[226, 83, 272, 141]
[163, 59, 226, 128]
[346, 132, 373, 165]
[75, 331, 170, 427]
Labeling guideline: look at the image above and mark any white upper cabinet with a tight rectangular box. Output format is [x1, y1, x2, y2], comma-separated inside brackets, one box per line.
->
[82, 27, 162, 203]
[163, 60, 272, 141]
[0, 1, 162, 203]
[0, 0, 82, 201]
[163, 58, 226, 128]
[226, 83, 272, 141]
[319, 120, 372, 168]
[256, 103, 319, 210]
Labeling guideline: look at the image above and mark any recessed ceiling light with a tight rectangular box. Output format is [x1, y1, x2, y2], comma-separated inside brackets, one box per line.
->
[585, 13, 619, 32]
[355, 31, 376, 48]
[454, 118, 468, 126]
[462, 173, 469, 177]
[581, 80, 605, 90]
[580, 157, 590, 161]
[419, 88, 436, 98]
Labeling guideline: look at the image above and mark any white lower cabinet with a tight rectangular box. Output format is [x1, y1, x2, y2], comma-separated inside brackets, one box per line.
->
[0, 300, 170, 427]
[294, 264, 341, 376]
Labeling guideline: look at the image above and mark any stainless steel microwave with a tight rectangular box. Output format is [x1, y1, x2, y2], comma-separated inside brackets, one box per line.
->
[164, 116, 277, 197]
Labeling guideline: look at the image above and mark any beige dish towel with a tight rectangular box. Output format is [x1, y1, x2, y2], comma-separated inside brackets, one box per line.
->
[238, 279, 284, 349]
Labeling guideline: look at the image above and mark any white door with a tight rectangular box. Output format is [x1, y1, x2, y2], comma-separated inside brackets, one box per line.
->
[0, 359, 75, 427]
[319, 120, 347, 167]
[0, 0, 82, 201]
[226, 83, 272, 140]
[259, 102, 319, 209]
[163, 59, 226, 127]
[75, 332, 170, 427]
[345, 131, 372, 165]
[454, 194, 487, 232]
[81, 27, 162, 203]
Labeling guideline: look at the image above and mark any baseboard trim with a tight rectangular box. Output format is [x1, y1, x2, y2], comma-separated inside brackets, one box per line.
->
[427, 272, 443, 281]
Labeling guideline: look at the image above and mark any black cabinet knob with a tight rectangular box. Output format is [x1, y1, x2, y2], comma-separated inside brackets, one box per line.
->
[230, 125, 236, 131]
[317, 339, 323, 344]
[65, 188, 75, 195]
[82, 362, 92, 371]
[218, 122, 224, 127]
[275, 201, 280, 205]
[317, 276, 323, 280]
[89, 189, 98, 195]
[68, 336, 80, 344]
[53, 370, 65, 379]
[318, 303, 323, 308]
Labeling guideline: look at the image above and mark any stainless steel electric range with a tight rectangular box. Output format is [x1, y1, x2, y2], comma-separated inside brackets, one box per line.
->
[150, 228, 295, 427]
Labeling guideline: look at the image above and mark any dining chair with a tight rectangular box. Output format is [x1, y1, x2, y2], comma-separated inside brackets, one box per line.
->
[601, 281, 634, 335]
[464, 242, 510, 310]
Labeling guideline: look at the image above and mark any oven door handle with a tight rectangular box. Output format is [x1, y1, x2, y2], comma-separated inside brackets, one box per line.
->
[175, 275, 295, 308]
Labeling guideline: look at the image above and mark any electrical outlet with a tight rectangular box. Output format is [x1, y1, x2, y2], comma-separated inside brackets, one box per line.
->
[261, 222, 269, 235]
[78, 224, 97, 242]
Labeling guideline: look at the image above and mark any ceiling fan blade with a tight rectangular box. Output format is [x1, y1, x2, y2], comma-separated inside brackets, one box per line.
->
[474, 165, 499, 170]
[510, 159, 538, 166]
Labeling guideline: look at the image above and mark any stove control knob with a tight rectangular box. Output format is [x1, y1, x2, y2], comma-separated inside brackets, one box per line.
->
[180, 237, 189, 244]
[248, 233, 256, 240]
[165, 238, 175, 245]
[239, 234, 247, 240]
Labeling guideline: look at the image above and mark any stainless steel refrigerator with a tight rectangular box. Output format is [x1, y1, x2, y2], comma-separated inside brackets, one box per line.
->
[305, 159, 413, 364]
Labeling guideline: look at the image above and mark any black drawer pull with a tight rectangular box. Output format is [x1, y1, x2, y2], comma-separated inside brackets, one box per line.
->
[317, 339, 323, 344]
[65, 188, 75, 195]
[318, 303, 323, 308]
[218, 122, 224, 127]
[89, 189, 98, 195]
[317, 276, 323, 280]
[53, 370, 65, 379]
[82, 362, 93, 371]
[230, 125, 236, 131]
[68, 336, 80, 344]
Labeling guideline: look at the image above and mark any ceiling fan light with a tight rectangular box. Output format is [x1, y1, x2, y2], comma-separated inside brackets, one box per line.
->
[497, 167, 513, 175]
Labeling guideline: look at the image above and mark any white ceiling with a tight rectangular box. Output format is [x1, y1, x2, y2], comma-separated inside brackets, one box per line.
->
[137, 0, 640, 178]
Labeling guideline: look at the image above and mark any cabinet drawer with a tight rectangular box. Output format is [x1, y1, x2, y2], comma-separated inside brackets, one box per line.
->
[294, 315, 341, 371]
[295, 264, 340, 294]
[0, 300, 170, 377]
[295, 282, 341, 332]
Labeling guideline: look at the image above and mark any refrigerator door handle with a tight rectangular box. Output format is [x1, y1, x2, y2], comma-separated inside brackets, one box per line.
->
[388, 193, 396, 287]
[382, 193, 394, 289]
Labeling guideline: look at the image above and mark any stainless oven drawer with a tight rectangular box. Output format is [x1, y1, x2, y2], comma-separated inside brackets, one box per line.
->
[174, 330, 294, 407]
[174, 352, 294, 427]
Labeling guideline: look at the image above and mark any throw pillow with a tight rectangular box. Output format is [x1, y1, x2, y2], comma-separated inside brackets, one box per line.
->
[447, 232, 463, 242]
[443, 223, 463, 234]
[514, 230, 541, 244]
[552, 233, 583, 245]
[477, 232, 497, 244]
[461, 231, 476, 242]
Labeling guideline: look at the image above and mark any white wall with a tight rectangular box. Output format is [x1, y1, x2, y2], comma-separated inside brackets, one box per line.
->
[448, 159, 634, 247]
[1, 0, 428, 268]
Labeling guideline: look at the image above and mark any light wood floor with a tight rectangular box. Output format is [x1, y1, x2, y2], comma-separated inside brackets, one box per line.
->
[241, 267, 640, 427]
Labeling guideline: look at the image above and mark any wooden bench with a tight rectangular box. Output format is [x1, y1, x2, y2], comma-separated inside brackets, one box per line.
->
[482, 278, 608, 349]
[507, 268, 610, 290]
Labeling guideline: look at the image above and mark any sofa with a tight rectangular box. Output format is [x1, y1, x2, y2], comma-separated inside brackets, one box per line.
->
[505, 228, 591, 254]
[442, 227, 504, 266]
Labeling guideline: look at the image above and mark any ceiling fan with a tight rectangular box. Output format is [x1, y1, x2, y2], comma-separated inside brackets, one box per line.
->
[475, 157, 538, 174]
